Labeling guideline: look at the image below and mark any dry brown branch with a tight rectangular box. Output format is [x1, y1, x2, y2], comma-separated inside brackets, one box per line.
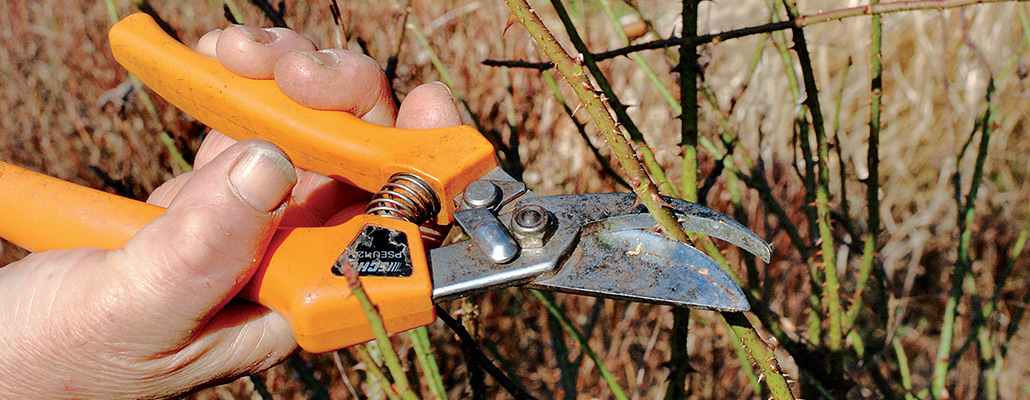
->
[595, 0, 1026, 60]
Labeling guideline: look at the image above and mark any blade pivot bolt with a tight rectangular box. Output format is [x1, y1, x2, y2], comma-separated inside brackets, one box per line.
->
[512, 204, 555, 248]
[471, 220, 520, 264]
[462, 180, 502, 210]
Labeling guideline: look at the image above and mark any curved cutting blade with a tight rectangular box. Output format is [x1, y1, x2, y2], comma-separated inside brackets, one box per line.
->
[526, 228, 750, 312]
[430, 192, 764, 309]
[512, 194, 771, 263]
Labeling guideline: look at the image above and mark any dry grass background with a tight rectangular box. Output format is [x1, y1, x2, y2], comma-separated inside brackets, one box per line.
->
[1, 0, 1028, 398]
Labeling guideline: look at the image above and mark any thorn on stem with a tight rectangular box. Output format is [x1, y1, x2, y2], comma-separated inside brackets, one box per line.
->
[651, 192, 675, 209]
[572, 101, 585, 117]
[503, 12, 518, 36]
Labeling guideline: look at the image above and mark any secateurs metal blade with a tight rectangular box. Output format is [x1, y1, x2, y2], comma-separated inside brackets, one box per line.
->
[0, 13, 771, 353]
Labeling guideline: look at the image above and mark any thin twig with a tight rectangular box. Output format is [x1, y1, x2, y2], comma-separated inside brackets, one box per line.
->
[328, 0, 347, 49]
[385, 6, 409, 85]
[223, 0, 246, 24]
[129, 0, 181, 41]
[459, 298, 485, 398]
[499, 38, 525, 180]
[594, 0, 1027, 61]
[530, 290, 628, 399]
[436, 306, 538, 400]
[246, 374, 273, 400]
[972, 15, 1030, 397]
[333, 351, 362, 399]
[538, 290, 579, 400]
[250, 0, 288, 27]
[482, 59, 554, 69]
[667, 1, 699, 398]
[831, 57, 856, 243]
[595, 0, 679, 122]
[891, 335, 917, 400]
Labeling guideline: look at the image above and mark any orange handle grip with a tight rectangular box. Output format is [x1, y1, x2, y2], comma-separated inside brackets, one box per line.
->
[0, 161, 434, 352]
[0, 162, 163, 251]
[108, 13, 497, 222]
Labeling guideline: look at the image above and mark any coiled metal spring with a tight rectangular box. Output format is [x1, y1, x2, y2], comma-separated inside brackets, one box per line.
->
[366, 173, 440, 225]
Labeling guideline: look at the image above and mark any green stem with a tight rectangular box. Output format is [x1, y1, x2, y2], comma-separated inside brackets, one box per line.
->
[932, 80, 996, 399]
[831, 57, 856, 240]
[892, 335, 917, 400]
[975, 13, 1030, 397]
[355, 345, 404, 400]
[409, 327, 447, 399]
[846, 0, 883, 333]
[782, 0, 843, 360]
[727, 325, 764, 395]
[531, 290, 628, 399]
[722, 313, 795, 400]
[678, 0, 699, 202]
[338, 262, 418, 399]
[766, 0, 822, 346]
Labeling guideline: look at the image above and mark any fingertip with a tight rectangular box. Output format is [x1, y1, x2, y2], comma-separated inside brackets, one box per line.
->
[273, 49, 397, 124]
[147, 172, 193, 207]
[396, 81, 462, 129]
[196, 29, 222, 58]
[227, 141, 298, 213]
[216, 25, 316, 79]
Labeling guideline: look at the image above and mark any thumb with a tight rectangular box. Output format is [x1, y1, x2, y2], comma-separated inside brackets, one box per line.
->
[108, 139, 296, 347]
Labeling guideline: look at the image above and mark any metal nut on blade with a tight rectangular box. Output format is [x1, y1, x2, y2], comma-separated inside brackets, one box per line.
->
[511, 204, 555, 248]
[461, 180, 502, 210]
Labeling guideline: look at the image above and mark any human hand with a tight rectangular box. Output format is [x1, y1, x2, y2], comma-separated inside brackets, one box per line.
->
[0, 24, 460, 399]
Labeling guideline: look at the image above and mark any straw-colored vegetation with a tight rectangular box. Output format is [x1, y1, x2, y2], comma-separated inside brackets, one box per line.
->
[1, 0, 1028, 398]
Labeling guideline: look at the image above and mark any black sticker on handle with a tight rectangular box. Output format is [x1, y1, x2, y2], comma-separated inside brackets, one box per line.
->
[333, 225, 413, 277]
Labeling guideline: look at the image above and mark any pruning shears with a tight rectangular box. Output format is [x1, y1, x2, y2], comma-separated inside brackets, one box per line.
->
[0, 13, 770, 353]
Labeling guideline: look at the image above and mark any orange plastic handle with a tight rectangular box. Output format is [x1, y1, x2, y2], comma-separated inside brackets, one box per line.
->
[108, 13, 498, 222]
[0, 161, 433, 353]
